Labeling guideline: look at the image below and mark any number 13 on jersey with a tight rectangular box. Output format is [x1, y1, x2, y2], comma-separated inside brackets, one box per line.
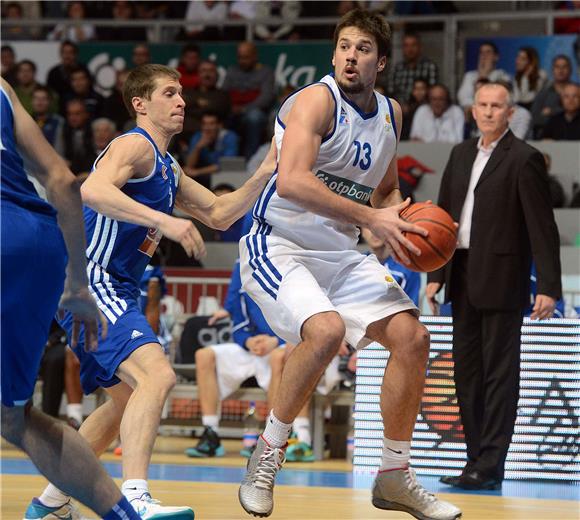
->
[352, 140, 372, 171]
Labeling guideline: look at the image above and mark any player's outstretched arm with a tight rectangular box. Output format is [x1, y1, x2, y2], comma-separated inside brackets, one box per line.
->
[175, 138, 277, 230]
[2, 78, 104, 349]
[81, 135, 205, 259]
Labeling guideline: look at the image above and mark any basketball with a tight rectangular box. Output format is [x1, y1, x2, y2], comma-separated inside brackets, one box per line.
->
[400, 202, 457, 273]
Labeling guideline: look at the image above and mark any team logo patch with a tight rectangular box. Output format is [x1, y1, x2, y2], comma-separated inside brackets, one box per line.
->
[339, 107, 349, 125]
[385, 112, 392, 132]
[161, 165, 168, 180]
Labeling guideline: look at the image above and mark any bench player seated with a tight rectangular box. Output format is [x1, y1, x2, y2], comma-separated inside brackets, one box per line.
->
[185, 258, 284, 458]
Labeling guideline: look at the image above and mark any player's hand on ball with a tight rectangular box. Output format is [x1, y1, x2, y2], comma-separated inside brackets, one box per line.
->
[59, 287, 108, 352]
[370, 198, 427, 265]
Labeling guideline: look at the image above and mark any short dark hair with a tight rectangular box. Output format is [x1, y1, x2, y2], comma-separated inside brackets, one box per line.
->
[201, 110, 221, 122]
[33, 85, 52, 99]
[1, 45, 15, 55]
[123, 64, 180, 118]
[181, 43, 200, 56]
[61, 40, 78, 53]
[553, 54, 572, 68]
[480, 41, 499, 55]
[17, 60, 37, 73]
[333, 8, 391, 59]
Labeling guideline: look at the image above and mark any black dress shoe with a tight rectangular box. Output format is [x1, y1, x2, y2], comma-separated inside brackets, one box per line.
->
[439, 475, 461, 486]
[457, 470, 502, 490]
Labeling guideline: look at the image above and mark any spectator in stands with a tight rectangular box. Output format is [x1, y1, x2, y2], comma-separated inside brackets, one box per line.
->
[47, 41, 90, 115]
[401, 78, 428, 140]
[186, 259, 284, 459]
[32, 86, 65, 155]
[98, 1, 147, 41]
[131, 43, 151, 69]
[410, 84, 464, 144]
[91, 117, 117, 155]
[2, 2, 35, 40]
[48, 1, 95, 42]
[184, 111, 239, 189]
[177, 44, 201, 89]
[513, 47, 547, 110]
[102, 69, 132, 132]
[543, 82, 580, 140]
[183, 0, 227, 41]
[183, 60, 231, 137]
[62, 99, 94, 176]
[254, 1, 302, 41]
[388, 33, 438, 105]
[223, 41, 275, 159]
[457, 42, 510, 112]
[1, 45, 18, 87]
[531, 55, 572, 139]
[14, 60, 53, 116]
[542, 153, 567, 208]
[467, 78, 531, 140]
[65, 67, 104, 120]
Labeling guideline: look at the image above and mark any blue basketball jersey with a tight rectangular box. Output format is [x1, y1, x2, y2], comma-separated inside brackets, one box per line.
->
[84, 127, 180, 296]
[0, 86, 55, 216]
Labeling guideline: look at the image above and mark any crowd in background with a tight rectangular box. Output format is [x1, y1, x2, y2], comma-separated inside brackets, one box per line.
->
[1, 0, 579, 252]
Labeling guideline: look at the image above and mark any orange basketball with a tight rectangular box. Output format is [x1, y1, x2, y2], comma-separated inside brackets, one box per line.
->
[400, 202, 457, 273]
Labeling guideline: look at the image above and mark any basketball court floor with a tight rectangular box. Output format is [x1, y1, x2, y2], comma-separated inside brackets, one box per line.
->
[1, 437, 578, 519]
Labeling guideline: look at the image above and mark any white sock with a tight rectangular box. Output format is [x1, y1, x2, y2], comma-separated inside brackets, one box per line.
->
[122, 479, 149, 502]
[262, 411, 292, 448]
[202, 415, 219, 431]
[380, 437, 411, 471]
[38, 484, 70, 507]
[293, 417, 311, 446]
[66, 403, 83, 424]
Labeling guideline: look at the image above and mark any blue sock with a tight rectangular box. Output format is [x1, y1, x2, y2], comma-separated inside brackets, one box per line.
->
[103, 496, 140, 520]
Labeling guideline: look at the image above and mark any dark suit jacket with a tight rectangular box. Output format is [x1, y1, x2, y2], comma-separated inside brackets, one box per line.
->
[428, 131, 561, 310]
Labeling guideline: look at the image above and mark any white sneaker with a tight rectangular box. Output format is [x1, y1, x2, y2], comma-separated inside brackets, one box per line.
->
[130, 494, 194, 519]
[372, 467, 462, 520]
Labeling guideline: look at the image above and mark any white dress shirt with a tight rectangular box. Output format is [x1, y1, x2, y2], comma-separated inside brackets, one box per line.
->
[457, 129, 509, 249]
[410, 104, 465, 144]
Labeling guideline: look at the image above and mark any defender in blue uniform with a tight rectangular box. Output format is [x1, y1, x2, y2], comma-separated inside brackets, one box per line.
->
[0, 78, 139, 520]
[32, 64, 277, 517]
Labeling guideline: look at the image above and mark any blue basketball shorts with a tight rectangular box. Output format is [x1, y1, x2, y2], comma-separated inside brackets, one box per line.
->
[1, 203, 66, 407]
[58, 279, 159, 395]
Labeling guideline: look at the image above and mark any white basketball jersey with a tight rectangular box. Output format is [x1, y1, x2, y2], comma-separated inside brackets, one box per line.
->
[252, 74, 398, 251]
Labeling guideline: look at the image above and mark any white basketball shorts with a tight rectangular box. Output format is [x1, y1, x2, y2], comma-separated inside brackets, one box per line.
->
[210, 342, 274, 399]
[239, 233, 419, 349]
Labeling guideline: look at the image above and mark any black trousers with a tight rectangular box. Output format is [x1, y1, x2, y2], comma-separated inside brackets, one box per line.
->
[450, 250, 523, 480]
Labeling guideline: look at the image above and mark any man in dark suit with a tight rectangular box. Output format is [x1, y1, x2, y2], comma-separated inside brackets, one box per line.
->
[426, 82, 561, 490]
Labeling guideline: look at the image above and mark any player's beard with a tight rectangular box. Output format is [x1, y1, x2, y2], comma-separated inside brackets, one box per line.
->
[337, 76, 365, 95]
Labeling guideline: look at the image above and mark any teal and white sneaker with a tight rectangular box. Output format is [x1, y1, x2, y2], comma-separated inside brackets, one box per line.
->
[184, 426, 225, 458]
[24, 498, 89, 520]
[130, 493, 194, 519]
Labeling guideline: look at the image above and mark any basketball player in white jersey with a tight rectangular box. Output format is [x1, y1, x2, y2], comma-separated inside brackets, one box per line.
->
[238, 10, 461, 520]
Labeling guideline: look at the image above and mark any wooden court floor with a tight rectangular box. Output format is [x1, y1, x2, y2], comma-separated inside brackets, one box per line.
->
[2, 437, 578, 520]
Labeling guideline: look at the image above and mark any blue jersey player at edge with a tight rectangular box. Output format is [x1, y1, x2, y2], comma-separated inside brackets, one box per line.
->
[0, 78, 140, 520]
[30, 64, 277, 518]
